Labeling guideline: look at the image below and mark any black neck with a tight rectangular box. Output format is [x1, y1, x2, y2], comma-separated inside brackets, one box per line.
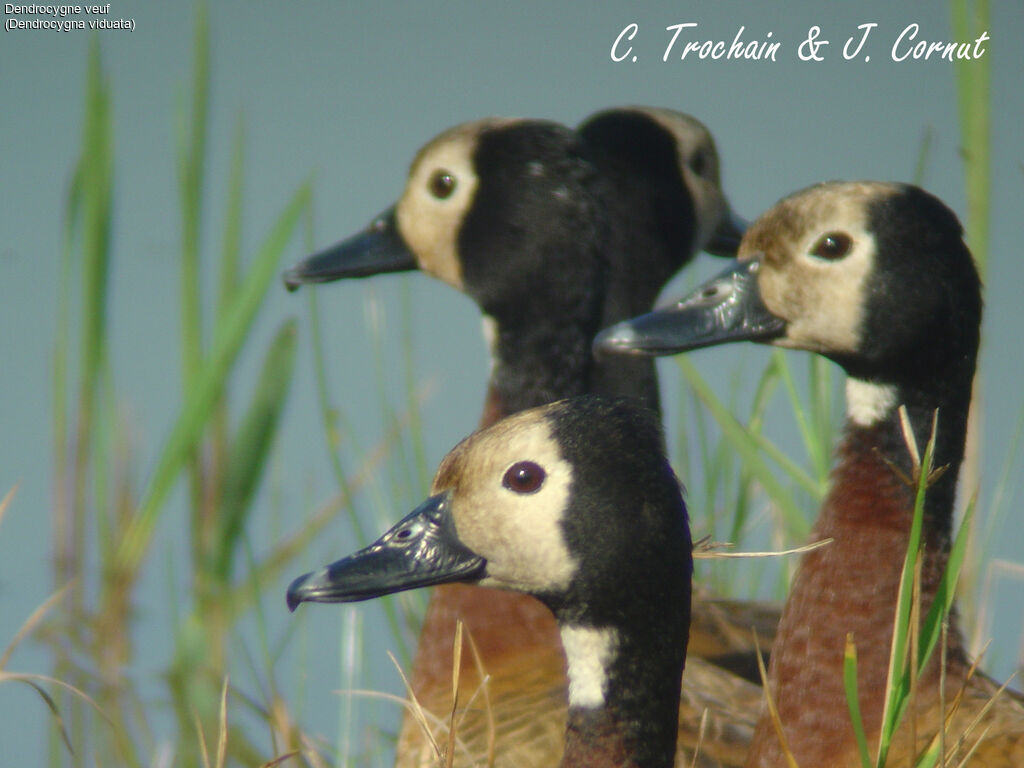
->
[591, 273, 663, 414]
[560, 620, 685, 768]
[487, 281, 665, 419]
[489, 315, 594, 417]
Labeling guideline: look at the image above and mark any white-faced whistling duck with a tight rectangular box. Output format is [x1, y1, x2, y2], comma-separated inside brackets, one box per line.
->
[289, 395, 694, 768]
[596, 181, 1024, 767]
[284, 108, 770, 767]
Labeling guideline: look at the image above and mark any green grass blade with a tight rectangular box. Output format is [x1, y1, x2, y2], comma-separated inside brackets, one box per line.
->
[217, 116, 245, 322]
[78, 37, 113, 422]
[213, 319, 298, 581]
[677, 356, 810, 540]
[115, 183, 311, 574]
[808, 355, 838, 479]
[729, 353, 783, 545]
[951, 0, 990, 276]
[305, 283, 417, 664]
[875, 411, 937, 766]
[843, 634, 872, 768]
[53, 105, 84, 586]
[918, 497, 975, 672]
[74, 38, 114, 537]
[178, 5, 211, 530]
[307, 287, 362, 543]
[773, 351, 830, 483]
[178, 2, 210, 388]
[209, 115, 247, 532]
[745, 428, 824, 502]
[54, 150, 81, 507]
[63, 40, 114, 761]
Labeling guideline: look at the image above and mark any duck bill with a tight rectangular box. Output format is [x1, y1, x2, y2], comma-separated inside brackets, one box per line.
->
[282, 206, 417, 291]
[703, 207, 748, 258]
[593, 258, 786, 357]
[286, 492, 485, 611]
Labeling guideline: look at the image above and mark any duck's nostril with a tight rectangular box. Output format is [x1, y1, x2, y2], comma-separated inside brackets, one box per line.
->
[702, 286, 719, 299]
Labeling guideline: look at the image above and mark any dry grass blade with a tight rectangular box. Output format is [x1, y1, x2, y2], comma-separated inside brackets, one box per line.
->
[897, 405, 923, 475]
[0, 580, 105, 759]
[4, 676, 75, 754]
[693, 537, 832, 560]
[446, 621, 464, 768]
[949, 724, 991, 768]
[336, 688, 454, 731]
[217, 676, 229, 768]
[300, 731, 331, 768]
[913, 646, 1002, 767]
[754, 633, 800, 768]
[950, 676, 1014, 766]
[0, 581, 73, 672]
[260, 751, 301, 768]
[388, 650, 444, 763]
[0, 672, 108, 721]
[690, 708, 710, 768]
[0, 485, 16, 532]
[195, 709, 212, 768]
[463, 627, 496, 768]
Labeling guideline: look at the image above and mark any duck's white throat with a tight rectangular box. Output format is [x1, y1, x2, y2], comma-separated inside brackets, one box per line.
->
[846, 377, 898, 427]
[560, 625, 618, 708]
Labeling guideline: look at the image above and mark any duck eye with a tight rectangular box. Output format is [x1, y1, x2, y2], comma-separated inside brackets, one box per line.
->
[811, 232, 853, 260]
[428, 170, 456, 199]
[688, 148, 709, 177]
[502, 461, 546, 494]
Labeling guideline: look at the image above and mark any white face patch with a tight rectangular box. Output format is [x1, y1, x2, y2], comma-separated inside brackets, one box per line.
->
[560, 625, 617, 709]
[753, 182, 901, 357]
[846, 377, 898, 426]
[432, 405, 578, 595]
[395, 118, 519, 290]
[634, 107, 726, 251]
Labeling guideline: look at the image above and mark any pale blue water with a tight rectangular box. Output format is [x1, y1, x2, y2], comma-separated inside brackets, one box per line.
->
[2, 1, 1022, 764]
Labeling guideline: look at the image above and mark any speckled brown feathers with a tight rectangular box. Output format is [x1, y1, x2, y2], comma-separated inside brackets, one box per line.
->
[396, 642, 762, 768]
[749, 423, 972, 768]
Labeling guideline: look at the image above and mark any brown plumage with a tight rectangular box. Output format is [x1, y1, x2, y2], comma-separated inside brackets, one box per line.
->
[596, 181, 1024, 767]
[289, 396, 704, 767]
[285, 108, 771, 767]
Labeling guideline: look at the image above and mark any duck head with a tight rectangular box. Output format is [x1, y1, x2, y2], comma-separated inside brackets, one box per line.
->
[595, 181, 980, 400]
[287, 395, 691, 621]
[282, 109, 744, 304]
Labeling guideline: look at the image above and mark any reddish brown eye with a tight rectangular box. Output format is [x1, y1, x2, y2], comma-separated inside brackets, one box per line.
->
[502, 461, 545, 494]
[428, 170, 456, 199]
[811, 232, 853, 260]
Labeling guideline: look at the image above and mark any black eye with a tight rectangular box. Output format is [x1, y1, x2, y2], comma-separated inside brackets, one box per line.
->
[502, 461, 546, 494]
[689, 148, 709, 177]
[811, 232, 853, 260]
[428, 170, 456, 199]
